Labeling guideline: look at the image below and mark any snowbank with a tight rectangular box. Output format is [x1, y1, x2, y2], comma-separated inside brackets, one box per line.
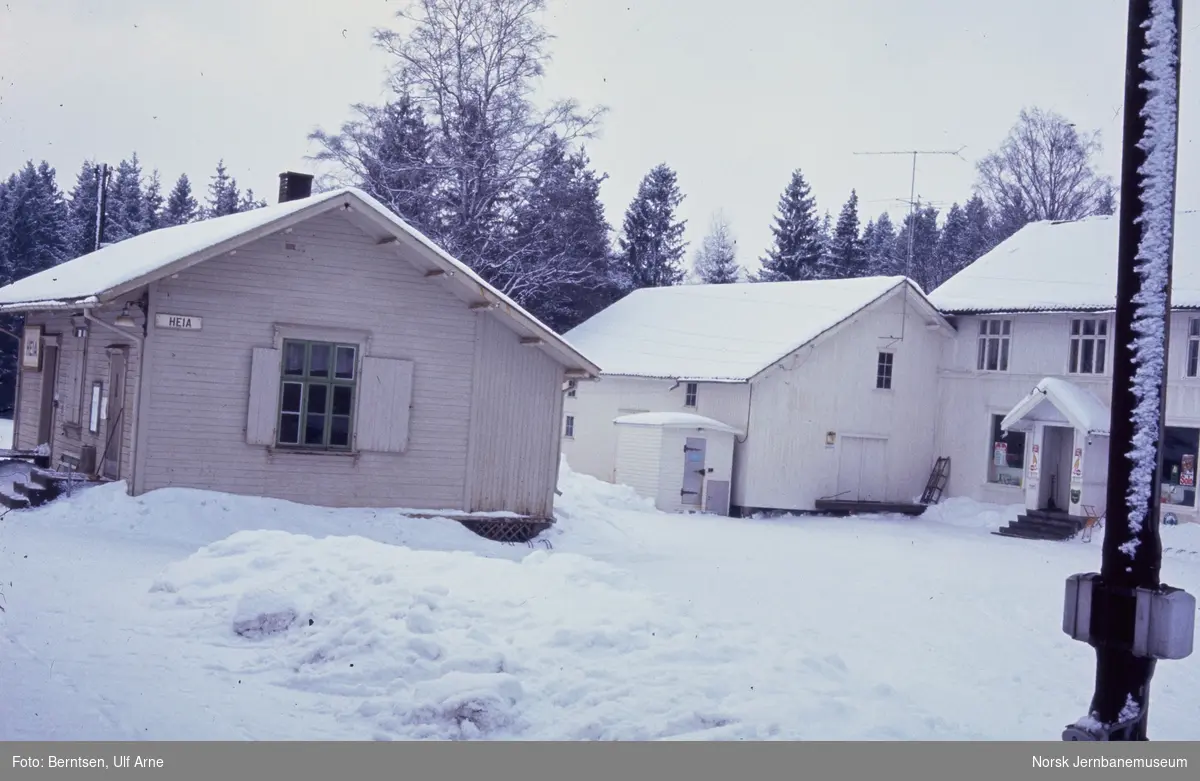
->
[920, 497, 1023, 531]
[0, 417, 12, 449]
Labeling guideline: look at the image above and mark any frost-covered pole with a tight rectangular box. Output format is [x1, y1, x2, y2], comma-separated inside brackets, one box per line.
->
[1062, 0, 1195, 742]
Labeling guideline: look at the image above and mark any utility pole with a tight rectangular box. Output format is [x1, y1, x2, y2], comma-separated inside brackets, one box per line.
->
[1061, 0, 1195, 742]
[93, 163, 110, 253]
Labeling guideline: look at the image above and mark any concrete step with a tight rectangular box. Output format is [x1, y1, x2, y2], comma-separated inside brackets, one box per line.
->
[1013, 516, 1082, 536]
[0, 485, 31, 511]
[993, 526, 1070, 542]
[12, 480, 52, 507]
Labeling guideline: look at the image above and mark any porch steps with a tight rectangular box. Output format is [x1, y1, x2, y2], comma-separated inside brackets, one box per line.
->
[0, 467, 75, 512]
[993, 509, 1084, 542]
[814, 499, 927, 516]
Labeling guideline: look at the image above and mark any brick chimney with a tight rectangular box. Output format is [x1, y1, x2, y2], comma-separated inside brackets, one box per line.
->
[277, 172, 314, 203]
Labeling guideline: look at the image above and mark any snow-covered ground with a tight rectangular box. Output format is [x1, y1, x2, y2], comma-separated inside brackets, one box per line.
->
[1, 459, 1199, 740]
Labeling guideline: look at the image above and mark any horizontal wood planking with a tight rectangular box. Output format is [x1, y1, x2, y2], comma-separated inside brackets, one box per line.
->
[138, 211, 558, 511]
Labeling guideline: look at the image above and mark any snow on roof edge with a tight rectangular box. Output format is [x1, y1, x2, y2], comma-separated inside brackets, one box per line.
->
[613, 411, 743, 435]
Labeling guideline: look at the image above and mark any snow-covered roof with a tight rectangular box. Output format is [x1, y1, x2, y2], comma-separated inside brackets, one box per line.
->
[1001, 377, 1111, 436]
[565, 276, 944, 382]
[929, 211, 1200, 314]
[0, 187, 598, 376]
[613, 411, 743, 436]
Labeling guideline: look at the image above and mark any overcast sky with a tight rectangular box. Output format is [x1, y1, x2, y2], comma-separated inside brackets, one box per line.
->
[2, 0, 1198, 272]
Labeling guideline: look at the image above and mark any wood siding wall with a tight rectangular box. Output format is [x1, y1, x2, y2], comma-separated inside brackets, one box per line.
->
[561, 376, 750, 488]
[16, 300, 144, 481]
[136, 210, 563, 513]
[465, 313, 565, 517]
[613, 424, 663, 504]
[737, 290, 947, 511]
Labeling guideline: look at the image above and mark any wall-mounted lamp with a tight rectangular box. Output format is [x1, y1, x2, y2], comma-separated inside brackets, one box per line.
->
[114, 303, 137, 328]
[72, 315, 88, 338]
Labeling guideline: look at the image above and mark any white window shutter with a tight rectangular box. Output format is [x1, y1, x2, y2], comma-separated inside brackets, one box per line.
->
[356, 356, 415, 453]
[246, 347, 282, 446]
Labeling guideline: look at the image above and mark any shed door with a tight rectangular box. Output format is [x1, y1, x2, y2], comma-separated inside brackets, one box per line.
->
[838, 436, 888, 501]
[681, 437, 707, 505]
[36, 345, 59, 450]
[102, 349, 128, 480]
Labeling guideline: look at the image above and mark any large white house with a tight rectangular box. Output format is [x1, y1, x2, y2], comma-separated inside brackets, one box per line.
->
[562, 276, 955, 515]
[564, 211, 1200, 530]
[929, 212, 1200, 528]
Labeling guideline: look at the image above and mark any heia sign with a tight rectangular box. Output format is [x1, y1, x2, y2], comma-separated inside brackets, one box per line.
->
[154, 313, 203, 331]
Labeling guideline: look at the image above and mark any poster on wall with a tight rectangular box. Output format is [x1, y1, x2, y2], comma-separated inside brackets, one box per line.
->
[993, 442, 1007, 466]
[21, 324, 42, 371]
[1181, 454, 1196, 488]
[1028, 444, 1040, 478]
[1071, 447, 1084, 486]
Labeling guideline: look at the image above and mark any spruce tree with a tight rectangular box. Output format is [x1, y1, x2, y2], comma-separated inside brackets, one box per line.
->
[830, 190, 864, 278]
[65, 160, 104, 256]
[933, 202, 969, 289]
[615, 163, 688, 289]
[755, 169, 822, 282]
[862, 212, 897, 276]
[0, 161, 70, 280]
[206, 160, 241, 217]
[238, 189, 267, 212]
[142, 170, 164, 233]
[507, 139, 616, 330]
[961, 194, 996, 266]
[691, 213, 740, 284]
[105, 154, 146, 242]
[893, 205, 941, 291]
[163, 173, 199, 227]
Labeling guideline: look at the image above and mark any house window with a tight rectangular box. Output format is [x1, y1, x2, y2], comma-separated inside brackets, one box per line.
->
[566, 380, 577, 398]
[1161, 426, 1199, 507]
[1187, 319, 1200, 377]
[564, 415, 575, 438]
[684, 382, 698, 407]
[278, 339, 357, 450]
[1068, 318, 1108, 375]
[977, 319, 1012, 372]
[876, 352, 894, 390]
[987, 414, 1026, 487]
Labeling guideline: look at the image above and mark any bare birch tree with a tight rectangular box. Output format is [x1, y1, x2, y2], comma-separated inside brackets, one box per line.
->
[976, 107, 1115, 240]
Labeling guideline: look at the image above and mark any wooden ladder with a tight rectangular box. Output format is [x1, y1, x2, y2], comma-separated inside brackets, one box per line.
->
[921, 457, 951, 504]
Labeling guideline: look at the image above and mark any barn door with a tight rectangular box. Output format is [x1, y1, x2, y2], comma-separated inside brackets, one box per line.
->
[838, 437, 888, 501]
[837, 437, 865, 499]
[860, 438, 888, 501]
[681, 437, 707, 505]
[102, 349, 128, 480]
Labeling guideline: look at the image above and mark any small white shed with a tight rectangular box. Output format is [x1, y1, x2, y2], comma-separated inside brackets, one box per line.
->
[612, 412, 740, 515]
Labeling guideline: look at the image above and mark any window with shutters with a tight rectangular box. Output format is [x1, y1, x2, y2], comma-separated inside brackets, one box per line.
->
[278, 339, 357, 450]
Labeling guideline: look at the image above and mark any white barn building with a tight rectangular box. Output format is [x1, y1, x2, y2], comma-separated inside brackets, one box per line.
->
[562, 276, 955, 515]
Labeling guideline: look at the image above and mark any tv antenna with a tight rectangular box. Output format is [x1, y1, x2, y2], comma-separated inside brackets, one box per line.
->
[853, 146, 967, 342]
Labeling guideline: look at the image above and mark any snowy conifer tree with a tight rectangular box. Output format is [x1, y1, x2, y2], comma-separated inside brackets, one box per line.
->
[507, 139, 616, 330]
[163, 173, 199, 227]
[616, 164, 688, 289]
[105, 154, 145, 242]
[691, 213, 740, 284]
[205, 160, 241, 217]
[755, 169, 822, 281]
[310, 95, 440, 238]
[893, 205, 941, 291]
[861, 212, 897, 276]
[142, 170, 164, 233]
[932, 202, 968, 289]
[238, 189, 267, 212]
[961, 195, 997, 267]
[65, 160, 103, 256]
[829, 190, 864, 278]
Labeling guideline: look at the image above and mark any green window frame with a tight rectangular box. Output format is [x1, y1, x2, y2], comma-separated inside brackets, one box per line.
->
[277, 339, 358, 450]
